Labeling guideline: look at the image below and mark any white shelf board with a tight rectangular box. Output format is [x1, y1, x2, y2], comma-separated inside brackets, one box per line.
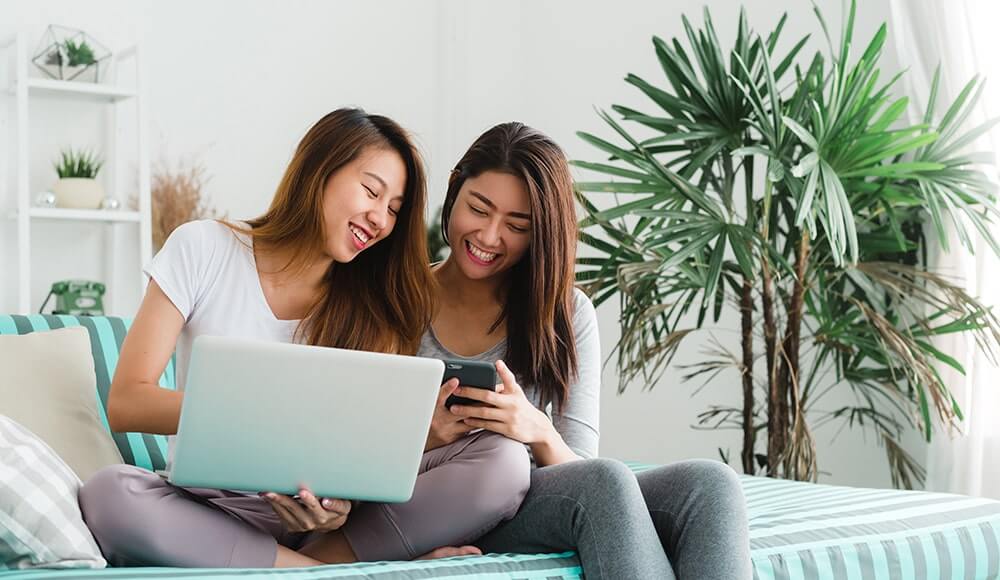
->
[16, 78, 136, 102]
[9, 207, 142, 223]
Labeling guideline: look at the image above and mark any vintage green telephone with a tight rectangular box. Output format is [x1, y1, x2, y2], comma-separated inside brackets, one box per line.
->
[39, 280, 106, 316]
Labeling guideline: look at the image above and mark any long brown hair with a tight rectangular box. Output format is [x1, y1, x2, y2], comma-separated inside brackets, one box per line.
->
[442, 122, 578, 410]
[231, 108, 434, 354]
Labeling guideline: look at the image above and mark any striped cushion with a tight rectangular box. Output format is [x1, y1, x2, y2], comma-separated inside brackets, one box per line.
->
[737, 473, 1000, 579]
[0, 315, 174, 473]
[4, 465, 1000, 579]
[0, 416, 106, 570]
[0, 552, 582, 579]
[624, 463, 1000, 580]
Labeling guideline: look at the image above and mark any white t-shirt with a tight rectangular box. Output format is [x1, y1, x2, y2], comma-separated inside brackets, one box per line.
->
[144, 219, 301, 392]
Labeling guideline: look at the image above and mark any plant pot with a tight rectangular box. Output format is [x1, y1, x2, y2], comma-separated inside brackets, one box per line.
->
[52, 178, 105, 209]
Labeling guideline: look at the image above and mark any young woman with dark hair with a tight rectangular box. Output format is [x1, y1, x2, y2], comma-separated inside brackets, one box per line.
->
[422, 121, 753, 579]
[79, 109, 530, 569]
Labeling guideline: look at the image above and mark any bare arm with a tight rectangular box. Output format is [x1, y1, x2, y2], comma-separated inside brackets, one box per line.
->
[106, 280, 185, 434]
[530, 428, 582, 467]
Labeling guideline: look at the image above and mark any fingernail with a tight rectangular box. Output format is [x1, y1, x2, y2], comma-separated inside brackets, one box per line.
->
[322, 499, 332, 508]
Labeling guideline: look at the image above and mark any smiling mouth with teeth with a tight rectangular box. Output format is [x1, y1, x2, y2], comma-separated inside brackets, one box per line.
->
[349, 223, 371, 246]
[466, 240, 498, 263]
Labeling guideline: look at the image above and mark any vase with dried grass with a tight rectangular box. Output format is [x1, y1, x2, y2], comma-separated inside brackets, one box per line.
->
[148, 160, 222, 253]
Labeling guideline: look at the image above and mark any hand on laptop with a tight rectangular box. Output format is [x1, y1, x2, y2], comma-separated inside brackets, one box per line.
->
[260, 488, 351, 533]
[424, 377, 475, 452]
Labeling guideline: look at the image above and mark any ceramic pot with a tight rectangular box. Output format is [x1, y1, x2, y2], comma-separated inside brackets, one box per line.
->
[51, 178, 104, 209]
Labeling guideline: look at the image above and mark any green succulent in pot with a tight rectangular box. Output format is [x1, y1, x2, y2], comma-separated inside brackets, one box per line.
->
[63, 39, 97, 67]
[51, 148, 106, 210]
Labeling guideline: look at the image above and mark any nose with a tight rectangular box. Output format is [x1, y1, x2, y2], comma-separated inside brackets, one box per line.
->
[365, 205, 388, 232]
[479, 218, 502, 248]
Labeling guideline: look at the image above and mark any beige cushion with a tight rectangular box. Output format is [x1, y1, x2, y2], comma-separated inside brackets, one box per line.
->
[0, 327, 122, 481]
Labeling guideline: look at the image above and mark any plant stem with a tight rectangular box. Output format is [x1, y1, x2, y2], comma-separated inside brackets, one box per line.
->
[740, 147, 757, 475]
[722, 153, 735, 215]
[740, 276, 755, 474]
[772, 229, 810, 477]
[759, 181, 779, 476]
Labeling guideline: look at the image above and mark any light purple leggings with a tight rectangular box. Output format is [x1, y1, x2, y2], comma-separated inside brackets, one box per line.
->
[78, 431, 530, 567]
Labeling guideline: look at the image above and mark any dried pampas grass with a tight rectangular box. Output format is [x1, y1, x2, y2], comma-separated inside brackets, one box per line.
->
[150, 160, 223, 252]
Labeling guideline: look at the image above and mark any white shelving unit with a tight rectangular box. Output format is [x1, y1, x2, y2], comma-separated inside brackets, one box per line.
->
[1, 31, 152, 314]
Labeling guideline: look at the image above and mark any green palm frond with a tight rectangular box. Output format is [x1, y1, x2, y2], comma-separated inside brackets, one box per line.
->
[575, 0, 1000, 488]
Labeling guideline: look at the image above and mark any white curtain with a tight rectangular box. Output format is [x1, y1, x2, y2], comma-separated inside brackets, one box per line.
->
[888, 0, 1000, 499]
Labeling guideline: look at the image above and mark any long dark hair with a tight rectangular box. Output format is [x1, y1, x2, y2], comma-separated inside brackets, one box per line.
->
[442, 122, 578, 410]
[230, 108, 435, 354]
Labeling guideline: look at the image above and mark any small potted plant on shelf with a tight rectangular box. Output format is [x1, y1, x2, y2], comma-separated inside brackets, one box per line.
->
[32, 25, 111, 83]
[63, 39, 96, 67]
[51, 148, 105, 209]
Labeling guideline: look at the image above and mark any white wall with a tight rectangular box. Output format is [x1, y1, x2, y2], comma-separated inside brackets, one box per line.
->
[0, 0, 927, 488]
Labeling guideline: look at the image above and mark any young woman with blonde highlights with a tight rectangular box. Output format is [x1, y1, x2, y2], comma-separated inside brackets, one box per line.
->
[79, 109, 529, 569]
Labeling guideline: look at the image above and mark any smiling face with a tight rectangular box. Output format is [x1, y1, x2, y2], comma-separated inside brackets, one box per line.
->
[446, 170, 532, 280]
[321, 147, 407, 263]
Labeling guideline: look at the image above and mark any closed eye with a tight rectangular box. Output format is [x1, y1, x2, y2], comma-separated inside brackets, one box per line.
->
[367, 185, 401, 217]
[469, 204, 488, 216]
[509, 224, 529, 233]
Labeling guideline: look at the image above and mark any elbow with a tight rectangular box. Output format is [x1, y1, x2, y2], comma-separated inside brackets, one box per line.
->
[105, 385, 130, 433]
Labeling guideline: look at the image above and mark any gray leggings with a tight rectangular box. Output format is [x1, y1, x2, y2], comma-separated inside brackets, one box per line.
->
[78, 430, 529, 567]
[476, 458, 752, 580]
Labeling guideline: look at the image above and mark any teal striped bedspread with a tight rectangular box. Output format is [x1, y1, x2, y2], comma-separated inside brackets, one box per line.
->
[3, 314, 1000, 579]
[738, 473, 1000, 579]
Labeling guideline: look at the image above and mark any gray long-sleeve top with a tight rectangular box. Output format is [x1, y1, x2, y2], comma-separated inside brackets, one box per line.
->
[417, 288, 601, 460]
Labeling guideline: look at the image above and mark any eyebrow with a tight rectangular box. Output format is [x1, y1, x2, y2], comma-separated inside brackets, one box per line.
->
[364, 171, 404, 202]
[469, 190, 531, 220]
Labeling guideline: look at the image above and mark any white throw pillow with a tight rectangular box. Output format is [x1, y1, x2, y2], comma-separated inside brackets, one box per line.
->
[0, 415, 107, 569]
[0, 326, 123, 482]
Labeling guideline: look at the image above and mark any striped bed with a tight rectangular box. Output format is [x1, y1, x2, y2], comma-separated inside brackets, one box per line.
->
[742, 473, 999, 579]
[2, 315, 1000, 580]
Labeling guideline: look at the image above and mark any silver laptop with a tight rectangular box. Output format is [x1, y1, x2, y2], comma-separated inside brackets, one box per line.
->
[166, 335, 444, 503]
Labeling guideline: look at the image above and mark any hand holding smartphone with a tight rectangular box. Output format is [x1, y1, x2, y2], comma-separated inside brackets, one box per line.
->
[441, 359, 498, 409]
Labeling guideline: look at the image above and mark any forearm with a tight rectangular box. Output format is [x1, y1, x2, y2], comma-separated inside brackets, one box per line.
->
[107, 381, 184, 435]
[529, 426, 582, 467]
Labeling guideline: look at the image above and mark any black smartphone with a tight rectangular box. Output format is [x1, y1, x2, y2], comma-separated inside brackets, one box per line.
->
[441, 359, 498, 409]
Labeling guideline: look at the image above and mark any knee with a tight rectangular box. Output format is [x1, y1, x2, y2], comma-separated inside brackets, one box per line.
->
[581, 457, 639, 490]
[642, 459, 745, 514]
[79, 465, 159, 563]
[79, 464, 141, 531]
[466, 433, 531, 518]
[546, 459, 644, 519]
[678, 459, 742, 498]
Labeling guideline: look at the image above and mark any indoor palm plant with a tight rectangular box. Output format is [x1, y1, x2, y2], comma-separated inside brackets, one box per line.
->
[575, 1, 1000, 488]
